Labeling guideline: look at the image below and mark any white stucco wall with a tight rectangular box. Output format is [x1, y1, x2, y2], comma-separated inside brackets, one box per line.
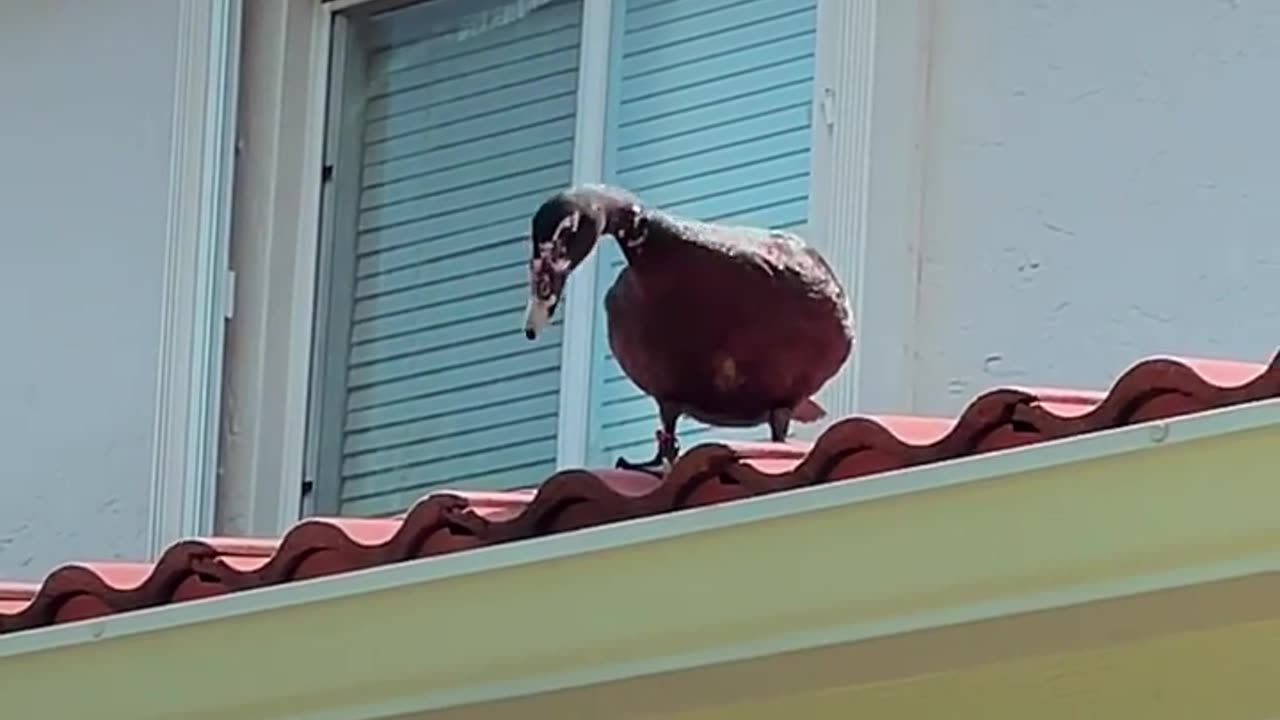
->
[911, 0, 1280, 413]
[0, 1, 183, 580]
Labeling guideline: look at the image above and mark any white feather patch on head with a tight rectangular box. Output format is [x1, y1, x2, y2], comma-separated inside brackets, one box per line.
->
[524, 259, 556, 337]
[529, 261, 547, 297]
[553, 211, 581, 243]
[624, 206, 647, 248]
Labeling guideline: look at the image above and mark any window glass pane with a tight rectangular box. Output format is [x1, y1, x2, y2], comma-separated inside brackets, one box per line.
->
[319, 0, 583, 516]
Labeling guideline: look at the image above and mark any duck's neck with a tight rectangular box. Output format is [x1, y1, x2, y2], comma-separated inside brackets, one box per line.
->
[603, 203, 675, 269]
[564, 184, 671, 268]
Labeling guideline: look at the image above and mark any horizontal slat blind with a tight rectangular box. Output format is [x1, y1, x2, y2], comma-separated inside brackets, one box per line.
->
[588, 0, 818, 465]
[336, 0, 583, 515]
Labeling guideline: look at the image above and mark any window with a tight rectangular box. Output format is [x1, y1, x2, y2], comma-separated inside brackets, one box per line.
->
[309, 0, 585, 516]
[225, 0, 890, 533]
[306, 0, 820, 517]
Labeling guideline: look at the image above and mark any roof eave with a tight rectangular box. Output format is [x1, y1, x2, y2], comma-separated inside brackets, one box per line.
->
[2, 399, 1278, 720]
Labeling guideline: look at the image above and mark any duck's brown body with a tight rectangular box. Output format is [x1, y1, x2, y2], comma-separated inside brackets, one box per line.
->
[604, 211, 854, 433]
[522, 184, 854, 474]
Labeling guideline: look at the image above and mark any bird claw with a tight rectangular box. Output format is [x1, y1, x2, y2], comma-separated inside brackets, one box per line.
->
[614, 429, 678, 477]
[613, 455, 669, 478]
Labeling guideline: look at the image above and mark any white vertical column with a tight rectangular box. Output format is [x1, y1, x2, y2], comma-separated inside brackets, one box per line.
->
[555, 0, 615, 469]
[219, 0, 330, 536]
[149, 0, 242, 555]
[806, 0, 879, 423]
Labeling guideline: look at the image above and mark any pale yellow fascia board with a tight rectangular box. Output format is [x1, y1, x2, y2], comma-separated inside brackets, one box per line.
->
[0, 398, 1277, 720]
[663, 611, 1280, 720]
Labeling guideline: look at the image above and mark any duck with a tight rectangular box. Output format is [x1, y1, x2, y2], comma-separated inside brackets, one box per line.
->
[522, 184, 855, 475]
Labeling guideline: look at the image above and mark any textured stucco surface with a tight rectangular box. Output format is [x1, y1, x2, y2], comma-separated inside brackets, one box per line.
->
[0, 0, 181, 579]
[913, 0, 1280, 413]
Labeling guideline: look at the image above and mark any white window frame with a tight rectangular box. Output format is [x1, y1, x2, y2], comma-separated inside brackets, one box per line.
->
[220, 0, 920, 532]
[302, 8, 367, 517]
[218, 0, 331, 535]
[149, 0, 243, 557]
[308, 0, 613, 515]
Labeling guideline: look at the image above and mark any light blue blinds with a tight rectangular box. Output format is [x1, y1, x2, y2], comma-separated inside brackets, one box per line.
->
[330, 0, 584, 515]
[587, 0, 819, 465]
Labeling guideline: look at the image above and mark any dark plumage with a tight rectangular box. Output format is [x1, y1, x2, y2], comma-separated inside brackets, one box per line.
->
[523, 184, 855, 474]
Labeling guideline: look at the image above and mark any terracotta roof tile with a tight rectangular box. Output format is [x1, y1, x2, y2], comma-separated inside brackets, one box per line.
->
[1, 349, 1276, 636]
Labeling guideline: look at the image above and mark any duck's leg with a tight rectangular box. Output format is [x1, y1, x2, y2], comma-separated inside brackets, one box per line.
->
[767, 407, 793, 443]
[615, 401, 681, 476]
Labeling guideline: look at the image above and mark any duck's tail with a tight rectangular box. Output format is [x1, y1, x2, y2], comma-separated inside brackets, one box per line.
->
[791, 397, 827, 423]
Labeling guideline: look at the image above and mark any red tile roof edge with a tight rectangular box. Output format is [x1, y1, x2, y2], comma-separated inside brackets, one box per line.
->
[1, 349, 1277, 635]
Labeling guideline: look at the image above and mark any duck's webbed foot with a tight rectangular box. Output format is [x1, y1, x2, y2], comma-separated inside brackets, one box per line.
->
[615, 428, 679, 477]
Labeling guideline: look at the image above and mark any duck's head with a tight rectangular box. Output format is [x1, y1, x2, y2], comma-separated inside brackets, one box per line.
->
[523, 185, 641, 340]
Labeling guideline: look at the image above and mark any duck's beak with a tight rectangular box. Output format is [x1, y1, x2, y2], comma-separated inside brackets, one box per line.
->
[523, 295, 556, 340]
